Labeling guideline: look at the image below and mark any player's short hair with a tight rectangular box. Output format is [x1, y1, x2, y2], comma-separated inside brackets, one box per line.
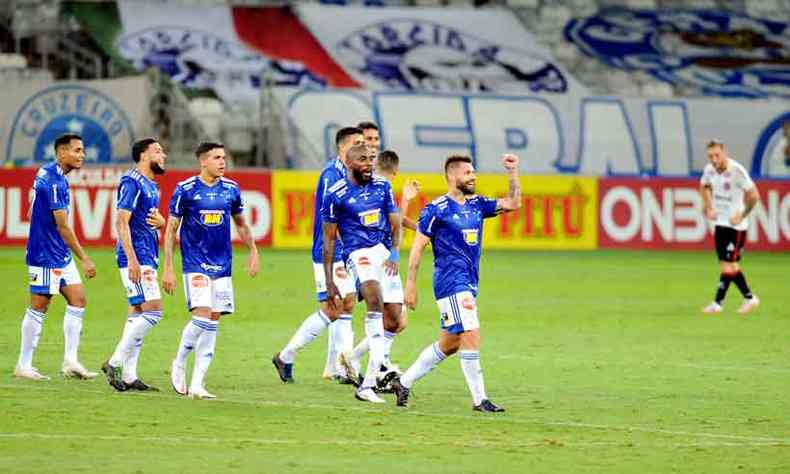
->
[195, 141, 224, 159]
[707, 139, 725, 149]
[54, 133, 82, 153]
[335, 127, 362, 148]
[357, 121, 379, 132]
[444, 155, 473, 174]
[377, 150, 399, 173]
[346, 144, 371, 162]
[132, 138, 159, 163]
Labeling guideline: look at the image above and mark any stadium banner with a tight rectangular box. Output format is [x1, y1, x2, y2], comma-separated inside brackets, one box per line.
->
[0, 168, 272, 247]
[1, 77, 149, 166]
[271, 170, 596, 250]
[276, 87, 790, 179]
[598, 178, 790, 251]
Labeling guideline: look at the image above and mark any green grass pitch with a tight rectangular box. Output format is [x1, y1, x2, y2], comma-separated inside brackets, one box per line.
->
[0, 248, 788, 473]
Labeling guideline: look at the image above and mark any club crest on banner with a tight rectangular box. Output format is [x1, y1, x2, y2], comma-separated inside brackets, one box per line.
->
[5, 84, 134, 165]
[338, 20, 568, 93]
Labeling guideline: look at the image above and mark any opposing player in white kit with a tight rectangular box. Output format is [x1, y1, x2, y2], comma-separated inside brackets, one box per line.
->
[103, 138, 167, 391]
[163, 142, 259, 399]
[15, 133, 98, 381]
[700, 140, 761, 314]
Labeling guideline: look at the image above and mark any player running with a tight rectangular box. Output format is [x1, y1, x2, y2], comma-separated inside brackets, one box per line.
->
[272, 127, 363, 384]
[163, 142, 259, 399]
[700, 139, 761, 314]
[15, 133, 98, 381]
[392, 154, 521, 412]
[102, 138, 167, 392]
[322, 144, 402, 403]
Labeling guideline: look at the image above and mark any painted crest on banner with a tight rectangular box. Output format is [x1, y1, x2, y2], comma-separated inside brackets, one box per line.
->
[338, 20, 568, 93]
[6, 84, 134, 165]
[752, 112, 790, 178]
[565, 9, 790, 98]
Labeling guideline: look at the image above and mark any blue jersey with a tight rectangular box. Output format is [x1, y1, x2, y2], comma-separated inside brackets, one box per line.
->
[311, 158, 346, 263]
[115, 169, 160, 268]
[27, 162, 71, 268]
[417, 195, 498, 299]
[169, 176, 243, 278]
[322, 176, 397, 258]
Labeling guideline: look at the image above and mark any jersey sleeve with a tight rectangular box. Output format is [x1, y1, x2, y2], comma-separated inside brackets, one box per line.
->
[700, 166, 713, 186]
[480, 196, 499, 218]
[231, 187, 244, 215]
[417, 204, 438, 237]
[735, 166, 755, 191]
[40, 179, 70, 212]
[116, 178, 140, 212]
[384, 182, 398, 215]
[321, 190, 338, 224]
[169, 185, 186, 218]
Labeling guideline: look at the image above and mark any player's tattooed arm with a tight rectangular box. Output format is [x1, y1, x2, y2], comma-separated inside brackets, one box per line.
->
[404, 231, 430, 310]
[53, 209, 96, 279]
[496, 154, 521, 214]
[116, 209, 140, 283]
[232, 213, 259, 277]
[731, 186, 760, 226]
[322, 221, 341, 309]
[700, 184, 716, 220]
[162, 216, 181, 295]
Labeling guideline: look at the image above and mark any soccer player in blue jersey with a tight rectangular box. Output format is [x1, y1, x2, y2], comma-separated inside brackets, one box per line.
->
[162, 142, 259, 399]
[15, 133, 98, 381]
[322, 144, 402, 403]
[392, 153, 521, 412]
[272, 127, 363, 384]
[102, 138, 167, 392]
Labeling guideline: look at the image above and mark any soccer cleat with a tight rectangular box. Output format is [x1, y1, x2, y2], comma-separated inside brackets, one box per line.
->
[473, 399, 505, 413]
[170, 360, 187, 395]
[737, 295, 760, 314]
[272, 353, 294, 383]
[124, 379, 159, 391]
[62, 361, 98, 380]
[391, 377, 410, 407]
[355, 387, 385, 403]
[101, 361, 127, 391]
[702, 302, 722, 314]
[338, 351, 359, 382]
[336, 375, 360, 388]
[13, 365, 50, 381]
[188, 386, 216, 400]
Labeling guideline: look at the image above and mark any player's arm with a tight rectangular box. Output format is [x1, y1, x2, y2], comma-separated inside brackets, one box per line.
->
[495, 154, 521, 214]
[731, 185, 760, 226]
[232, 213, 259, 277]
[53, 209, 96, 279]
[385, 210, 402, 276]
[404, 231, 430, 310]
[322, 221, 341, 308]
[400, 179, 420, 231]
[700, 183, 716, 220]
[161, 215, 181, 295]
[116, 209, 141, 282]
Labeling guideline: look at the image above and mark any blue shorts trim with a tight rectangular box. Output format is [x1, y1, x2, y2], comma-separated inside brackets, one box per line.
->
[443, 323, 465, 335]
[317, 291, 328, 302]
[30, 285, 54, 295]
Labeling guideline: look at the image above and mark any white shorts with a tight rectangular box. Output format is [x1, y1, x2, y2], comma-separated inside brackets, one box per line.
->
[313, 261, 356, 302]
[347, 243, 403, 304]
[119, 266, 161, 305]
[382, 271, 404, 304]
[29, 260, 81, 295]
[183, 273, 234, 314]
[437, 291, 479, 334]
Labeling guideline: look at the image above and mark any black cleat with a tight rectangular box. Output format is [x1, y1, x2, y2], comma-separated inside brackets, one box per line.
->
[473, 399, 505, 413]
[391, 376, 410, 407]
[125, 379, 159, 391]
[336, 375, 360, 388]
[101, 361, 127, 392]
[271, 353, 294, 383]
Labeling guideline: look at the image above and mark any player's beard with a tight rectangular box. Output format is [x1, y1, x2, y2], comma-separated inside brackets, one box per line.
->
[151, 162, 166, 175]
[458, 180, 475, 195]
[352, 168, 371, 184]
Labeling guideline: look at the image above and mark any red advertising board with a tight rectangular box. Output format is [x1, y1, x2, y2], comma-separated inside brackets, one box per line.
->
[598, 178, 790, 251]
[0, 167, 272, 247]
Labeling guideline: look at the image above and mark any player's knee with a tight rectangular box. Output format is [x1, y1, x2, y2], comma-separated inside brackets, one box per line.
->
[29, 297, 50, 313]
[396, 316, 408, 334]
[69, 294, 87, 308]
[365, 293, 383, 312]
[341, 295, 355, 313]
[319, 301, 340, 320]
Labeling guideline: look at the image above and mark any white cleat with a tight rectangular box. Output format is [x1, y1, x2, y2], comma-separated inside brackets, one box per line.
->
[13, 365, 50, 381]
[170, 360, 187, 395]
[339, 351, 359, 382]
[188, 386, 216, 400]
[737, 295, 760, 315]
[62, 361, 98, 380]
[355, 388, 385, 404]
[702, 302, 722, 314]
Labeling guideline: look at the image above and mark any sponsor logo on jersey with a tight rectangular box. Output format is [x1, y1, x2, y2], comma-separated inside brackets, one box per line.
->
[200, 210, 224, 226]
[462, 229, 479, 245]
[191, 274, 210, 288]
[359, 209, 381, 226]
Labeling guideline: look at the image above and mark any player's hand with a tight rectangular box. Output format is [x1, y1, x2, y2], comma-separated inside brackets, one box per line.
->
[729, 211, 744, 226]
[81, 256, 97, 279]
[384, 260, 399, 277]
[162, 268, 176, 295]
[248, 252, 259, 277]
[402, 179, 420, 201]
[404, 281, 417, 310]
[127, 259, 141, 283]
[326, 281, 342, 312]
[705, 207, 717, 220]
[146, 209, 166, 229]
[502, 154, 519, 173]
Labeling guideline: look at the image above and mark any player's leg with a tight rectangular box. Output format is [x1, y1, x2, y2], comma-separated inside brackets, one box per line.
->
[15, 281, 52, 380]
[355, 278, 387, 403]
[172, 273, 214, 395]
[324, 263, 356, 381]
[392, 330, 456, 408]
[729, 231, 759, 314]
[59, 263, 98, 380]
[704, 226, 735, 313]
[188, 275, 232, 399]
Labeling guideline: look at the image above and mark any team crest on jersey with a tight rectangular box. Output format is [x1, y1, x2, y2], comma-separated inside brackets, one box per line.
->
[462, 229, 479, 245]
[723, 181, 731, 191]
[200, 210, 224, 226]
[6, 85, 134, 165]
[359, 209, 381, 227]
[337, 20, 568, 93]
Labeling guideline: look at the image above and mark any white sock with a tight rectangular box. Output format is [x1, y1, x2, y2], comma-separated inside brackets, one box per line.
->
[119, 311, 161, 382]
[360, 312, 385, 390]
[460, 350, 487, 405]
[123, 340, 143, 383]
[18, 308, 45, 369]
[109, 313, 139, 366]
[190, 319, 218, 390]
[280, 310, 330, 364]
[327, 314, 353, 377]
[382, 330, 396, 366]
[350, 337, 369, 373]
[324, 319, 339, 376]
[63, 305, 84, 363]
[400, 342, 447, 389]
[175, 317, 205, 367]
